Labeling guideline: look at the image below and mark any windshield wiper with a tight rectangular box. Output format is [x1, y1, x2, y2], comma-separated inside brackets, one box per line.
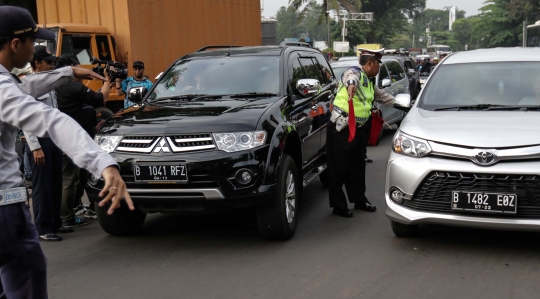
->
[434, 104, 508, 111]
[152, 94, 210, 102]
[486, 105, 540, 111]
[229, 92, 277, 98]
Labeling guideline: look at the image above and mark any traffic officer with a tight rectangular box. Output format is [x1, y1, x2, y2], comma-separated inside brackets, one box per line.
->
[327, 48, 396, 218]
[0, 6, 133, 298]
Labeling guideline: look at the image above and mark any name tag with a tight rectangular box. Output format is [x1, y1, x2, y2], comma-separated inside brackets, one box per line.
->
[0, 187, 27, 206]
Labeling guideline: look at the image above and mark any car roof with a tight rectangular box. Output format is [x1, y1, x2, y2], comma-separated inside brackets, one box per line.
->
[330, 57, 398, 68]
[443, 48, 540, 64]
[182, 46, 284, 59]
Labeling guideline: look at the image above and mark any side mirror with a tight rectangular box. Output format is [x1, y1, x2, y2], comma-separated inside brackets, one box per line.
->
[155, 72, 163, 80]
[296, 79, 320, 97]
[407, 68, 416, 76]
[128, 86, 147, 104]
[394, 93, 411, 111]
[381, 78, 392, 88]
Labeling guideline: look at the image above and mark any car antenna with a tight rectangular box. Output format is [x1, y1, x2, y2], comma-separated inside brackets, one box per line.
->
[225, 37, 238, 57]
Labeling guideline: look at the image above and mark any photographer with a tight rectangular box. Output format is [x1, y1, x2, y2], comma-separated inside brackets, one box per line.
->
[116, 61, 153, 108]
[55, 54, 111, 226]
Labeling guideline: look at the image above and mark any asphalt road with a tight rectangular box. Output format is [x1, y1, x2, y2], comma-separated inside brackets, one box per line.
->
[43, 128, 540, 299]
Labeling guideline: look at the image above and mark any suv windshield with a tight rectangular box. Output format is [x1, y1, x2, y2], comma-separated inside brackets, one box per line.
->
[418, 62, 540, 110]
[148, 56, 280, 101]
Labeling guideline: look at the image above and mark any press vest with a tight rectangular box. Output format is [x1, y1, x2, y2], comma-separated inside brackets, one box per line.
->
[333, 68, 374, 123]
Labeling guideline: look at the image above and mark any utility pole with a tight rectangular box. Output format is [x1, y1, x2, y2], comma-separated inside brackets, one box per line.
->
[340, 12, 373, 55]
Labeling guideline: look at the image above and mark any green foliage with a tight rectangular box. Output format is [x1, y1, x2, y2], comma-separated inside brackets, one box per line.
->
[472, 0, 522, 48]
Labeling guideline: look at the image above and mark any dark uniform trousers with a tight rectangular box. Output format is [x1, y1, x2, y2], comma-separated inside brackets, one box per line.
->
[326, 120, 368, 209]
[25, 137, 63, 235]
[0, 202, 48, 299]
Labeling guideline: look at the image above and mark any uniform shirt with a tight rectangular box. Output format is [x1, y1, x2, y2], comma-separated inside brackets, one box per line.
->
[0, 65, 117, 190]
[341, 66, 395, 107]
[22, 86, 58, 151]
[56, 81, 104, 136]
[121, 76, 153, 108]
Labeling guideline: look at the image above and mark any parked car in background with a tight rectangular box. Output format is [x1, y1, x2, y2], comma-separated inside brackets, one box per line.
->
[330, 56, 408, 140]
[386, 48, 540, 237]
[384, 53, 421, 100]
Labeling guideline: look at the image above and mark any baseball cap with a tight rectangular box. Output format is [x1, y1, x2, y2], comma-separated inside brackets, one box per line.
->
[133, 61, 144, 68]
[0, 6, 55, 40]
[33, 45, 56, 61]
[358, 48, 384, 63]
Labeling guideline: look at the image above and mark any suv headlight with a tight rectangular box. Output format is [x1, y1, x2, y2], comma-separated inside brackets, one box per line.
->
[94, 135, 123, 153]
[213, 131, 267, 153]
[393, 131, 431, 158]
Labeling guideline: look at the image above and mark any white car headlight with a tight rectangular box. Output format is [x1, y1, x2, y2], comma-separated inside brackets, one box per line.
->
[393, 131, 431, 158]
[213, 131, 267, 153]
[94, 135, 123, 153]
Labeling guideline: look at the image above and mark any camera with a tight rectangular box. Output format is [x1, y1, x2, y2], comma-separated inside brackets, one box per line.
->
[90, 57, 128, 80]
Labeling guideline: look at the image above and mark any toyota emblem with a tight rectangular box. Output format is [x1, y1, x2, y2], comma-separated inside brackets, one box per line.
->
[474, 151, 496, 165]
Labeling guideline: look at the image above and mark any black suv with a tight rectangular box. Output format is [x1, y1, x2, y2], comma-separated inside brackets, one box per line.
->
[88, 43, 336, 240]
[383, 53, 421, 100]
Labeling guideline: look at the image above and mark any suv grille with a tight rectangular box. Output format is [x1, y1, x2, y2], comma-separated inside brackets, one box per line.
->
[402, 172, 540, 218]
[116, 134, 216, 153]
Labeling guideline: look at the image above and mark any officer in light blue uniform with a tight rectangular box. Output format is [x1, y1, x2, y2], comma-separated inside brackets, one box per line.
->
[0, 6, 134, 298]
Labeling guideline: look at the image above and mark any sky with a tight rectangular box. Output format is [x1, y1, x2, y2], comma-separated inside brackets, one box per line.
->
[262, 0, 486, 18]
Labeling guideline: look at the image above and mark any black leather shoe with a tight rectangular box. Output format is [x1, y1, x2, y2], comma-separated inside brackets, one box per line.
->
[354, 202, 377, 212]
[55, 226, 74, 234]
[332, 207, 354, 218]
[365, 156, 373, 163]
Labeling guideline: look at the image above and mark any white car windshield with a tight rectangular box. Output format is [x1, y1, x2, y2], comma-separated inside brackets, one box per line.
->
[419, 62, 540, 110]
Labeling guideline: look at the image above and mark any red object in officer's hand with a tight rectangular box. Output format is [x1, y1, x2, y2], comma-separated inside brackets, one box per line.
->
[368, 110, 384, 146]
[347, 96, 356, 142]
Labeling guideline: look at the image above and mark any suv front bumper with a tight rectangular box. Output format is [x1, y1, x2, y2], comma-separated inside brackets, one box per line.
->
[86, 146, 277, 212]
[385, 151, 540, 231]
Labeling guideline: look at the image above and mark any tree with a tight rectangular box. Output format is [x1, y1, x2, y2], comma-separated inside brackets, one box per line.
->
[288, 0, 362, 24]
[472, 0, 522, 48]
[276, 6, 302, 42]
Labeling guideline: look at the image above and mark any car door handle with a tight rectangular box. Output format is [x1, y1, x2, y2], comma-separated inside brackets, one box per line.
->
[293, 116, 307, 125]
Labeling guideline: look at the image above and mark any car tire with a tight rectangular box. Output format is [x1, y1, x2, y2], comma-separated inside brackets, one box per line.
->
[390, 220, 419, 237]
[257, 154, 299, 240]
[96, 203, 146, 236]
[319, 168, 329, 188]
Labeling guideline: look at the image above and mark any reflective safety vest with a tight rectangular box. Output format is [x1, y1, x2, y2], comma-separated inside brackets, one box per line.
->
[333, 70, 374, 124]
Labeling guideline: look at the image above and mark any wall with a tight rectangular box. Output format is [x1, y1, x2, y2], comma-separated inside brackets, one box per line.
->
[126, 0, 262, 82]
[36, 0, 262, 81]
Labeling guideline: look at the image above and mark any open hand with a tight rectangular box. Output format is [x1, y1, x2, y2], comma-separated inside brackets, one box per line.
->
[98, 166, 134, 215]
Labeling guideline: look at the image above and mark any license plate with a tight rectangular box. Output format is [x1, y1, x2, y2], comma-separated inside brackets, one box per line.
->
[133, 164, 188, 183]
[451, 191, 517, 214]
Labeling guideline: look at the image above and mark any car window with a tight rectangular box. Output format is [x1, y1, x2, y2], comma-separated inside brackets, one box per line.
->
[299, 57, 324, 83]
[387, 61, 404, 82]
[95, 35, 112, 61]
[379, 63, 390, 82]
[148, 56, 281, 101]
[61, 34, 93, 65]
[314, 54, 334, 85]
[419, 62, 540, 110]
[404, 60, 414, 72]
[290, 56, 307, 92]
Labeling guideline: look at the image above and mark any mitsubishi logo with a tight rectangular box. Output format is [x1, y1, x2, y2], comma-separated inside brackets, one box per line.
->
[473, 151, 496, 166]
[153, 137, 171, 153]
